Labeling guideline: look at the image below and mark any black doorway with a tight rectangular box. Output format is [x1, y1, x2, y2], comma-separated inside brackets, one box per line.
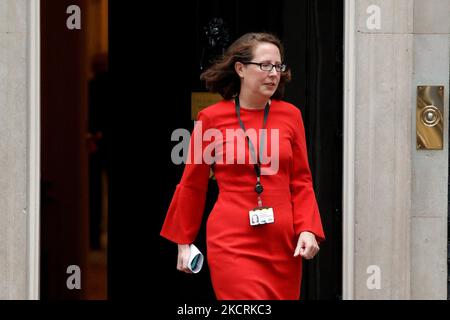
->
[108, 0, 342, 300]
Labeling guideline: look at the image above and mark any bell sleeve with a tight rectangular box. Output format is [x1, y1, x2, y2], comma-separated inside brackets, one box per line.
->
[160, 110, 213, 244]
[290, 108, 325, 243]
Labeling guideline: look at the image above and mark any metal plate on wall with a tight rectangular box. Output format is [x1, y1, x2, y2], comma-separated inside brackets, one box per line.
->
[416, 85, 444, 150]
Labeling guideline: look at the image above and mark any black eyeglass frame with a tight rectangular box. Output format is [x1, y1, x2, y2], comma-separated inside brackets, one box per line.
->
[242, 61, 287, 72]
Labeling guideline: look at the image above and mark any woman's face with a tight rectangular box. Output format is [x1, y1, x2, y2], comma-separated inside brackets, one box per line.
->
[236, 42, 282, 99]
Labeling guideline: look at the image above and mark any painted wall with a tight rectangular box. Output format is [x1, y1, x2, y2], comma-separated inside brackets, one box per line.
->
[350, 0, 449, 299]
[0, 0, 29, 299]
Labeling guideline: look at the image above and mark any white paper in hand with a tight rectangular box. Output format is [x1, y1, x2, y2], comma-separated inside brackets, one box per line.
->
[188, 244, 204, 273]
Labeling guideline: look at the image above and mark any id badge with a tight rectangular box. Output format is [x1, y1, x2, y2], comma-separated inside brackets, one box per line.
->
[249, 207, 275, 226]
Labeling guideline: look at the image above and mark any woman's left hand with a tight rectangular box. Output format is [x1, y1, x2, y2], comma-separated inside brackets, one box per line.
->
[294, 231, 320, 259]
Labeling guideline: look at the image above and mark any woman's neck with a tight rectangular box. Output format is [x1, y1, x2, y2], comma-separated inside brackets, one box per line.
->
[238, 93, 269, 110]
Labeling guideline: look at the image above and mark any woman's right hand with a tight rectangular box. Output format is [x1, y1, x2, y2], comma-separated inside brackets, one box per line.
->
[177, 244, 193, 273]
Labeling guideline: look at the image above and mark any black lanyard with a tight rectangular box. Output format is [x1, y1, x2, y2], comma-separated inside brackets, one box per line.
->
[234, 96, 270, 204]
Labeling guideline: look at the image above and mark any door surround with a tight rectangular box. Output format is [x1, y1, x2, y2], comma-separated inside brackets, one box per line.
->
[343, 0, 356, 300]
[26, 0, 354, 300]
[28, 0, 41, 300]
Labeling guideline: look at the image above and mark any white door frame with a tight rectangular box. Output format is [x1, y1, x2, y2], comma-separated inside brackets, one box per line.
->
[343, 0, 356, 300]
[28, 0, 41, 300]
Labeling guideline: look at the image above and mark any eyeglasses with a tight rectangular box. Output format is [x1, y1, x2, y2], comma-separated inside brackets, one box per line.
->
[243, 62, 287, 72]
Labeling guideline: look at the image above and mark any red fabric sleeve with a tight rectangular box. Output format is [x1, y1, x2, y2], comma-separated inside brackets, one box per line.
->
[290, 108, 325, 243]
[160, 110, 212, 244]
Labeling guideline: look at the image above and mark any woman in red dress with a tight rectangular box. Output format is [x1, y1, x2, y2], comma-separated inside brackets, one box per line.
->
[160, 32, 325, 300]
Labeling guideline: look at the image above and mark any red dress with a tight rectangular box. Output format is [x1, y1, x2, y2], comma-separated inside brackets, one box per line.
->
[160, 99, 325, 300]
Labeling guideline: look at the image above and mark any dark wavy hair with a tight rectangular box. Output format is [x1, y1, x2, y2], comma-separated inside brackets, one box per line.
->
[200, 32, 292, 100]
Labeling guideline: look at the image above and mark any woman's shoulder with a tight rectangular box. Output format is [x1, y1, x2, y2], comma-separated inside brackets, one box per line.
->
[197, 99, 233, 119]
[271, 99, 302, 116]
